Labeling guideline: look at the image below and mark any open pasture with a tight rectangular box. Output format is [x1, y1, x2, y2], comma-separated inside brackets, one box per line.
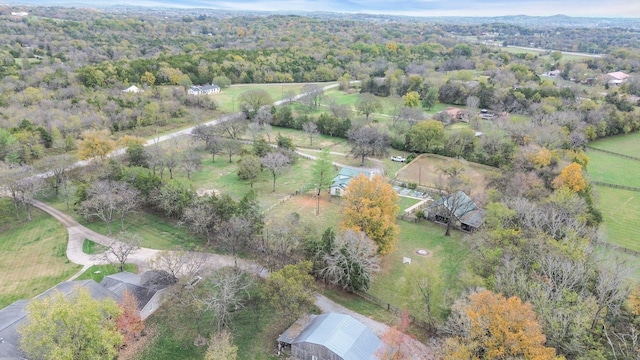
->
[589, 132, 640, 156]
[594, 186, 640, 253]
[587, 150, 640, 188]
[395, 154, 497, 196]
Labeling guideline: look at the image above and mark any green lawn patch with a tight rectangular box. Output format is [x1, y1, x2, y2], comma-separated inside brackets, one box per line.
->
[0, 200, 81, 308]
[594, 186, 640, 252]
[587, 150, 640, 188]
[82, 238, 107, 255]
[215, 83, 332, 113]
[397, 197, 423, 216]
[367, 220, 468, 322]
[75, 264, 138, 283]
[589, 132, 640, 156]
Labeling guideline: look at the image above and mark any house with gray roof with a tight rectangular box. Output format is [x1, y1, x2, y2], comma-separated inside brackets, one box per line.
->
[425, 191, 486, 232]
[330, 167, 377, 196]
[278, 313, 385, 360]
[0, 271, 175, 359]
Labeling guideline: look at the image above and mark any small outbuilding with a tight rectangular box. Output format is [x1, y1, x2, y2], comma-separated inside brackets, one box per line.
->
[123, 85, 144, 93]
[278, 313, 385, 360]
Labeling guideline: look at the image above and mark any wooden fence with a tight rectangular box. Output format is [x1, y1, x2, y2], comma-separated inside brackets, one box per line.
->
[592, 181, 640, 193]
[586, 146, 640, 162]
[354, 291, 434, 332]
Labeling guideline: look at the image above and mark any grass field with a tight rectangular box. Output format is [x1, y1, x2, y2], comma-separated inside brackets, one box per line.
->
[396, 154, 497, 196]
[367, 220, 468, 322]
[397, 197, 423, 216]
[83, 238, 107, 255]
[589, 132, 640, 155]
[214, 83, 333, 113]
[587, 150, 640, 188]
[593, 186, 640, 252]
[76, 264, 138, 283]
[0, 201, 81, 308]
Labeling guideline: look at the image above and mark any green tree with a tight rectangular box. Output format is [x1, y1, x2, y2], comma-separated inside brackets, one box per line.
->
[262, 261, 315, 322]
[421, 87, 438, 110]
[312, 148, 334, 215]
[320, 230, 380, 292]
[205, 330, 238, 360]
[237, 154, 261, 188]
[408, 120, 445, 153]
[403, 91, 420, 108]
[19, 287, 123, 360]
[355, 93, 383, 122]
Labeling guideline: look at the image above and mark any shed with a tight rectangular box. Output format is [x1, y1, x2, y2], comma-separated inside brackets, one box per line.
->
[123, 85, 143, 93]
[278, 313, 384, 360]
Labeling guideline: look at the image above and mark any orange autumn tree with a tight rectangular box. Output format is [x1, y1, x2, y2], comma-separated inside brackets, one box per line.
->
[552, 162, 586, 193]
[341, 174, 399, 255]
[117, 290, 144, 346]
[444, 290, 559, 360]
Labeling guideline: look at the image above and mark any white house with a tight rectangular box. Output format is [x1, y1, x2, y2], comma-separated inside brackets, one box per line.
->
[123, 85, 143, 93]
[188, 84, 221, 95]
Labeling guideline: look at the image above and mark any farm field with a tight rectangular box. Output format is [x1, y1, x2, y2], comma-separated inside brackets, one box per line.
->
[0, 202, 81, 309]
[587, 150, 640, 188]
[593, 186, 640, 252]
[213, 82, 333, 113]
[395, 154, 498, 196]
[589, 132, 640, 155]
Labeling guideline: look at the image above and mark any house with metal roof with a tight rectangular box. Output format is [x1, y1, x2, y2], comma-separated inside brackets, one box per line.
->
[188, 84, 221, 95]
[278, 313, 385, 360]
[0, 271, 176, 359]
[329, 167, 377, 196]
[425, 190, 486, 232]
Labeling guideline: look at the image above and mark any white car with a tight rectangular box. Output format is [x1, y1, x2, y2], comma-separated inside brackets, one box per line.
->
[391, 156, 406, 162]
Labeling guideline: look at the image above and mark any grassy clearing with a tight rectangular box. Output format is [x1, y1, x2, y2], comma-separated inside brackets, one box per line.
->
[82, 238, 107, 255]
[593, 186, 640, 252]
[587, 150, 640, 188]
[265, 191, 344, 234]
[589, 132, 640, 156]
[42, 192, 192, 250]
[214, 83, 332, 113]
[134, 285, 281, 360]
[0, 200, 81, 308]
[397, 197, 423, 216]
[367, 220, 467, 322]
[76, 264, 138, 283]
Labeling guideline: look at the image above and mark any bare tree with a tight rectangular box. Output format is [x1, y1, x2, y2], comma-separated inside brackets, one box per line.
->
[221, 139, 242, 163]
[299, 84, 324, 110]
[435, 161, 472, 236]
[355, 93, 383, 122]
[302, 121, 319, 146]
[320, 230, 380, 292]
[328, 100, 351, 120]
[260, 152, 290, 191]
[238, 90, 273, 117]
[216, 216, 252, 266]
[253, 106, 273, 126]
[100, 231, 141, 272]
[0, 166, 32, 220]
[36, 153, 75, 196]
[181, 145, 202, 180]
[149, 250, 207, 278]
[216, 114, 247, 140]
[80, 181, 140, 234]
[192, 124, 223, 162]
[346, 125, 389, 166]
[196, 268, 253, 331]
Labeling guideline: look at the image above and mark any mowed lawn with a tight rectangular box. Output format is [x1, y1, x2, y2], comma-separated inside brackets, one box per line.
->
[589, 132, 640, 155]
[368, 220, 468, 322]
[594, 186, 640, 252]
[587, 150, 640, 188]
[0, 201, 81, 308]
[214, 82, 333, 113]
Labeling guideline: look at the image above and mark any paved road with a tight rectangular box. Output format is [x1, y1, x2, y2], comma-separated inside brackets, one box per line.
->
[29, 199, 435, 359]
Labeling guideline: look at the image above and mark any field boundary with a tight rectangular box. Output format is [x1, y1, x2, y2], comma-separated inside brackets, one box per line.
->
[587, 146, 640, 162]
[354, 291, 433, 331]
[592, 181, 640, 193]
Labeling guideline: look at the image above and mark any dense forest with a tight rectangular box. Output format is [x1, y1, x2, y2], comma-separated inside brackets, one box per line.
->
[2, 5, 640, 359]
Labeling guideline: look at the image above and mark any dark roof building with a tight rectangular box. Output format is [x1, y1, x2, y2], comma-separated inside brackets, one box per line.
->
[330, 167, 379, 196]
[425, 191, 486, 231]
[278, 313, 385, 360]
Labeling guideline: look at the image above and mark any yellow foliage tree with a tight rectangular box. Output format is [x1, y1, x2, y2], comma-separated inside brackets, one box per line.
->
[552, 162, 586, 193]
[341, 174, 399, 255]
[77, 129, 116, 160]
[445, 290, 559, 360]
[530, 147, 552, 169]
[117, 135, 147, 148]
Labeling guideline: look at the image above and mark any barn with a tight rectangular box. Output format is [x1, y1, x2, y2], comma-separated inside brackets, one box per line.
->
[278, 313, 385, 360]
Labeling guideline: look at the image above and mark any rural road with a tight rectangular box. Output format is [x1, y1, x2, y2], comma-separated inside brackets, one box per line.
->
[29, 199, 437, 359]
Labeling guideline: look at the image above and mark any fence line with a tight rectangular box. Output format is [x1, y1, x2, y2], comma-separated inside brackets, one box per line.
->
[592, 181, 640, 193]
[598, 241, 640, 257]
[353, 291, 433, 331]
[586, 146, 640, 162]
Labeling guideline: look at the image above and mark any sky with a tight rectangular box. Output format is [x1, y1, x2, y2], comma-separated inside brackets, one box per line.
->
[8, 0, 640, 17]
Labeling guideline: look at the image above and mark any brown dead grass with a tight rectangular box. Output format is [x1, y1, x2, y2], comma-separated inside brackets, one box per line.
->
[396, 154, 497, 197]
